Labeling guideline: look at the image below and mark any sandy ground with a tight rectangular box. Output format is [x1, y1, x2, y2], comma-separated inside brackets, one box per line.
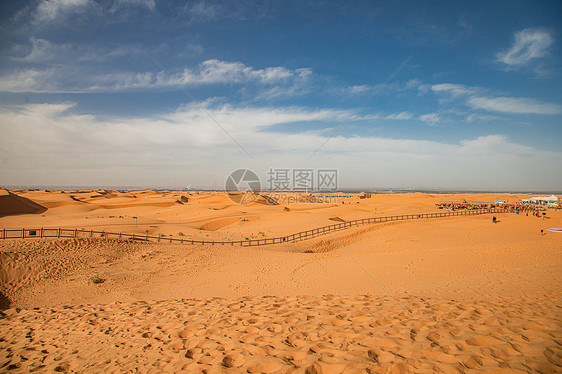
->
[2, 295, 560, 373]
[0, 188, 543, 240]
[0, 189, 561, 372]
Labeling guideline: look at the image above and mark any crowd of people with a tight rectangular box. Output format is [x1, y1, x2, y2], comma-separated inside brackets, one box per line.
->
[436, 201, 547, 212]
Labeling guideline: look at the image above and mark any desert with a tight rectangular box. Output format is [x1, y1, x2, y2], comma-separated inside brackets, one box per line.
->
[0, 189, 561, 373]
[3, 1, 562, 373]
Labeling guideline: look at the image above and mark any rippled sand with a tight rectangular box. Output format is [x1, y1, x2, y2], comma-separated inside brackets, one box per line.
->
[2, 294, 561, 373]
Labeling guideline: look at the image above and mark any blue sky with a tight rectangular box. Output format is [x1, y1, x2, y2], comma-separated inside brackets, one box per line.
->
[0, 0, 561, 190]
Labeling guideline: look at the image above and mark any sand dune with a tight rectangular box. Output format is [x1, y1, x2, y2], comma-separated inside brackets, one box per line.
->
[0, 190, 560, 372]
[69, 195, 88, 203]
[0, 189, 47, 218]
[1, 189, 549, 241]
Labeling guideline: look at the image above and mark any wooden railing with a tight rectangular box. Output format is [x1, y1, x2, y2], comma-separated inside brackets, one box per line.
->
[0, 208, 507, 246]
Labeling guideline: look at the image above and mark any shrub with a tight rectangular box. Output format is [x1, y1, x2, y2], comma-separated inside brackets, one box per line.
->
[91, 275, 105, 284]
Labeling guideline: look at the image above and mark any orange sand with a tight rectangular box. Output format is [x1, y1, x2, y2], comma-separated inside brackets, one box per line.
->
[0, 189, 561, 372]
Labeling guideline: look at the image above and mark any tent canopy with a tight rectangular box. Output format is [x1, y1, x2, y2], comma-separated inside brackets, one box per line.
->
[520, 195, 559, 203]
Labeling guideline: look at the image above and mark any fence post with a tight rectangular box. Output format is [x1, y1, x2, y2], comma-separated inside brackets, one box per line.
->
[40, 228, 43, 238]
[58, 228, 61, 238]
[2, 228, 5, 239]
[74, 229, 77, 238]
[22, 228, 25, 239]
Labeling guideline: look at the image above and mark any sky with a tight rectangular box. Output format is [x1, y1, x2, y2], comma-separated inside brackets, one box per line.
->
[0, 0, 561, 191]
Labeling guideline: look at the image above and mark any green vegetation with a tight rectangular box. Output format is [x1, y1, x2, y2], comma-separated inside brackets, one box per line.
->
[90, 274, 105, 284]
[245, 232, 267, 240]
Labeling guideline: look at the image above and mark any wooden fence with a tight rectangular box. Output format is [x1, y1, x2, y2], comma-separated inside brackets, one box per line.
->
[0, 208, 507, 247]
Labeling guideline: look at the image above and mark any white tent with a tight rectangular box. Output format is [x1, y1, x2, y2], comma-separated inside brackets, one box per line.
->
[520, 195, 559, 203]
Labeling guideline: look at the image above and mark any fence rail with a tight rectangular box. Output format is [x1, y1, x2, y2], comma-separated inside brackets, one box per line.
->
[0, 208, 507, 247]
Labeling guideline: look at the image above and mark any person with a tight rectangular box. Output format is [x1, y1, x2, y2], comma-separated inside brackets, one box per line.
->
[492, 216, 497, 224]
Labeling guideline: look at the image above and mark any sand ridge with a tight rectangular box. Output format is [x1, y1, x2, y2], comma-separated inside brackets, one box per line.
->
[0, 189, 47, 218]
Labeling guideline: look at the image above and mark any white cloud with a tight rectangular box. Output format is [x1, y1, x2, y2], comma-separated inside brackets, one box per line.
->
[431, 83, 479, 97]
[348, 85, 371, 94]
[385, 112, 413, 120]
[8, 38, 161, 65]
[1, 102, 561, 190]
[0, 59, 311, 93]
[468, 96, 562, 115]
[0, 69, 58, 93]
[404, 79, 422, 90]
[466, 113, 499, 122]
[17, 102, 77, 117]
[497, 28, 553, 68]
[188, 59, 294, 84]
[34, 0, 92, 23]
[164, 103, 353, 133]
[113, 0, 156, 12]
[429, 82, 562, 117]
[188, 1, 218, 18]
[179, 1, 263, 22]
[13, 37, 73, 63]
[345, 81, 417, 96]
[103, 59, 302, 90]
[32, 0, 156, 23]
[419, 113, 440, 125]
